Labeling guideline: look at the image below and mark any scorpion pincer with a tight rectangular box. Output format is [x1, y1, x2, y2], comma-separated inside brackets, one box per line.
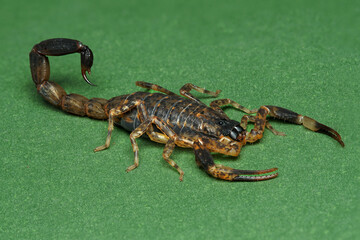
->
[30, 38, 345, 182]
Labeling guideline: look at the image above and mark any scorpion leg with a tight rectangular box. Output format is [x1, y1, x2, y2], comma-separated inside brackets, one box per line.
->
[94, 100, 141, 152]
[211, 99, 284, 135]
[93, 109, 115, 152]
[245, 106, 276, 143]
[241, 115, 286, 136]
[145, 131, 169, 144]
[210, 98, 258, 115]
[126, 115, 184, 180]
[163, 139, 184, 181]
[116, 101, 184, 178]
[126, 119, 154, 172]
[135, 81, 177, 95]
[193, 140, 278, 181]
[180, 83, 221, 102]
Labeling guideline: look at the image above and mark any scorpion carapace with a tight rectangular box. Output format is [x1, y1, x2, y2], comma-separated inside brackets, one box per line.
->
[30, 38, 345, 182]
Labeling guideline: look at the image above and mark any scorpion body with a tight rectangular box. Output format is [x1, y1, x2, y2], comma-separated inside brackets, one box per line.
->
[30, 38, 344, 182]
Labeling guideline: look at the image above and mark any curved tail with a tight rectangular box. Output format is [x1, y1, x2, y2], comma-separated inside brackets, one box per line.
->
[30, 38, 108, 120]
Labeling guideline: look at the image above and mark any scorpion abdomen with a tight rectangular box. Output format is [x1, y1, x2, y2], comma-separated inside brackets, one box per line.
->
[107, 91, 226, 140]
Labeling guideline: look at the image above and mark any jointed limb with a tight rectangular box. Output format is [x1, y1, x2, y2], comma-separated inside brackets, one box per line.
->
[240, 115, 286, 137]
[210, 98, 258, 115]
[136, 81, 176, 95]
[163, 139, 184, 181]
[126, 116, 185, 180]
[240, 105, 344, 146]
[193, 139, 278, 181]
[265, 105, 344, 146]
[180, 83, 221, 102]
[94, 100, 141, 152]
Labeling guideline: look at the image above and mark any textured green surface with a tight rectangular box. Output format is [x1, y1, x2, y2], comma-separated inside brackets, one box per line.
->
[0, 0, 359, 239]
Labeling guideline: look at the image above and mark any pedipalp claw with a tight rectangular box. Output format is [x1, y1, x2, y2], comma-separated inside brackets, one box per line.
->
[314, 122, 344, 147]
[223, 166, 279, 181]
[194, 140, 279, 181]
[302, 116, 344, 147]
[265, 106, 344, 147]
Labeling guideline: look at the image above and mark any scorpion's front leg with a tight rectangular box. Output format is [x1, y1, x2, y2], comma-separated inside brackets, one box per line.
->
[193, 140, 278, 181]
[241, 115, 286, 136]
[210, 99, 285, 135]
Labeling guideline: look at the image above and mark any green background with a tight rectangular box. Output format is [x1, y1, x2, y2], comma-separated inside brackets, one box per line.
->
[0, 0, 358, 239]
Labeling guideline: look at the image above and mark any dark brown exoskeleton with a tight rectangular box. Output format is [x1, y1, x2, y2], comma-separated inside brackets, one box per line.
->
[30, 38, 345, 182]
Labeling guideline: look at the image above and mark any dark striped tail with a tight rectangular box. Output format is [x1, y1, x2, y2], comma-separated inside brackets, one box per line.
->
[30, 38, 108, 120]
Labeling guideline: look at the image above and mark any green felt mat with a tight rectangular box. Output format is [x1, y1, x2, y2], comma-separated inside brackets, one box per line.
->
[0, 0, 358, 239]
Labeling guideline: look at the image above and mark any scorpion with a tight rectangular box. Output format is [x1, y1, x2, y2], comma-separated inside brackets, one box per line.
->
[29, 38, 344, 182]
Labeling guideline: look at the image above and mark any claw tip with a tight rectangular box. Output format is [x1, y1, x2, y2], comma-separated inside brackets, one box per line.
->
[81, 68, 96, 86]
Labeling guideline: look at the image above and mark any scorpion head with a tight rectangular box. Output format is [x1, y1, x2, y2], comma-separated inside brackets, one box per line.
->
[217, 119, 246, 142]
[198, 110, 246, 144]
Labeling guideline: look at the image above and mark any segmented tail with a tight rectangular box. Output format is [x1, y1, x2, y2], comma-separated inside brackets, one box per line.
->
[30, 38, 108, 120]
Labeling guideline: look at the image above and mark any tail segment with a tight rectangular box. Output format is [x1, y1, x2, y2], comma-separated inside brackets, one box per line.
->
[30, 38, 108, 120]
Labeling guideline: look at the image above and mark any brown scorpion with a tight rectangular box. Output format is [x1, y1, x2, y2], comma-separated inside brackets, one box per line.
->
[30, 38, 344, 182]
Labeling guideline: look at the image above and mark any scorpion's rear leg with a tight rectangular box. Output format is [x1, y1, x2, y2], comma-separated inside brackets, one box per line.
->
[94, 100, 142, 152]
[163, 139, 184, 181]
[96, 100, 184, 180]
[137, 82, 221, 102]
[135, 81, 177, 95]
[93, 100, 150, 169]
[125, 116, 184, 180]
[194, 140, 278, 181]
[180, 83, 221, 102]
